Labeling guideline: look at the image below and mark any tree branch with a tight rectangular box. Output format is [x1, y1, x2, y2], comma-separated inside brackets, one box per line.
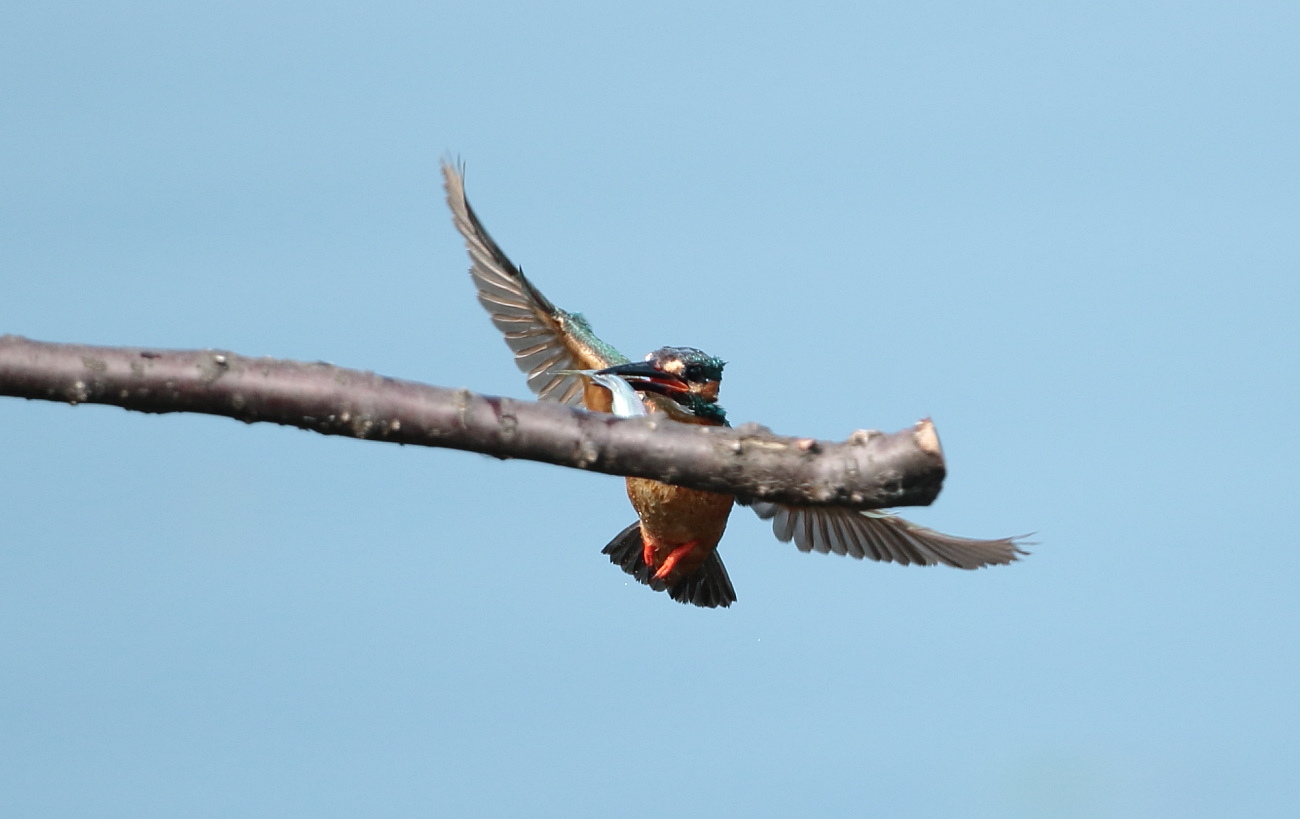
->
[0, 335, 947, 510]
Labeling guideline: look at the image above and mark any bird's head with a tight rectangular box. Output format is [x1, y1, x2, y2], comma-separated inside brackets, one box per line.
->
[594, 346, 727, 424]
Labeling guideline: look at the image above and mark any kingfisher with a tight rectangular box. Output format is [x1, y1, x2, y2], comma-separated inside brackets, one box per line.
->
[442, 162, 1025, 608]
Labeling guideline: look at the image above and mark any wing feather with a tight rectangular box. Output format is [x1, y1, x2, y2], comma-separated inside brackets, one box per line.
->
[442, 161, 627, 404]
[750, 502, 1027, 569]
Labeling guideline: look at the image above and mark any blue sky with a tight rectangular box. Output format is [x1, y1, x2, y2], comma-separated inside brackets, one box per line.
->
[2, 2, 1297, 817]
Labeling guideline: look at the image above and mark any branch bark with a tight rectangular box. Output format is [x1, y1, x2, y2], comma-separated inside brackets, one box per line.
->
[0, 335, 947, 510]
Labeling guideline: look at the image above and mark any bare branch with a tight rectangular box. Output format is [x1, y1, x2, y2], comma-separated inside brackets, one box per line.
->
[0, 335, 946, 510]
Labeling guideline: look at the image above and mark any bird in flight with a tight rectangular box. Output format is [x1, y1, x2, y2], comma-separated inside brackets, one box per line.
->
[442, 162, 1025, 608]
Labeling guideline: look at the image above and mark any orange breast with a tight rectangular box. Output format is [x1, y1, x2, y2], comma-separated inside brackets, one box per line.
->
[582, 380, 614, 414]
[584, 375, 733, 583]
[626, 476, 734, 583]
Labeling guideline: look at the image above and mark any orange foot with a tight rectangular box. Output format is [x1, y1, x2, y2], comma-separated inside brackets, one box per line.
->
[652, 541, 700, 583]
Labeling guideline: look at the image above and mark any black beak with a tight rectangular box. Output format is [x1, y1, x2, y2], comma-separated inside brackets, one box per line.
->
[593, 361, 689, 396]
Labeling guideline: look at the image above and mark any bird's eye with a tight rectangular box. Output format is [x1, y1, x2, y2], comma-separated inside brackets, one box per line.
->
[684, 364, 705, 382]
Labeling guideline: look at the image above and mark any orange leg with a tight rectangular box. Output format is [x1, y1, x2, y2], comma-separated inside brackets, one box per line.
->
[652, 541, 700, 582]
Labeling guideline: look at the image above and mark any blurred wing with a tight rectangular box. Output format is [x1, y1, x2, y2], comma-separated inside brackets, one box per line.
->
[442, 161, 627, 405]
[749, 502, 1027, 569]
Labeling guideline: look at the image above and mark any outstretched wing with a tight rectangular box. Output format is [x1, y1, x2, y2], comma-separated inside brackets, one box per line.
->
[749, 502, 1027, 569]
[442, 161, 627, 405]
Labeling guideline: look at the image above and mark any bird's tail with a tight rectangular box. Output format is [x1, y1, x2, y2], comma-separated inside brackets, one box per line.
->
[602, 522, 736, 609]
